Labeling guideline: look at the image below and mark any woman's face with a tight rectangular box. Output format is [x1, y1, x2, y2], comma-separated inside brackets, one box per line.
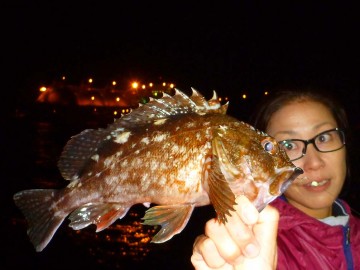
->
[266, 100, 346, 218]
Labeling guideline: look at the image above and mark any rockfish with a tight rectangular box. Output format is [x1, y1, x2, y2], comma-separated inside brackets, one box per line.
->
[13, 88, 303, 252]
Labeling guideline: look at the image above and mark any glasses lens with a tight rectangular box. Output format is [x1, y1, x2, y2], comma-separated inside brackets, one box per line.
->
[315, 129, 345, 152]
[279, 140, 304, 161]
[279, 129, 345, 162]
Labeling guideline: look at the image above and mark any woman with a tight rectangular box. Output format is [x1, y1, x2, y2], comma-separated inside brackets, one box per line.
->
[191, 88, 360, 269]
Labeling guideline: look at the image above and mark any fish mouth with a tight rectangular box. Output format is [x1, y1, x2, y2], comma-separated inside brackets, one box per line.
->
[268, 166, 303, 196]
[280, 167, 303, 194]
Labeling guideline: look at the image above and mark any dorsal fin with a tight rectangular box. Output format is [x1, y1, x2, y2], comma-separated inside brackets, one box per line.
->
[57, 88, 228, 181]
[57, 129, 107, 180]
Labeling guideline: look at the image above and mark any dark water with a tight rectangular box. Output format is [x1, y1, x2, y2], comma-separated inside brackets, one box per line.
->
[1, 109, 215, 270]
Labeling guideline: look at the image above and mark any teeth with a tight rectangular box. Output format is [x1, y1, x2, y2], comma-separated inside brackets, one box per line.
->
[311, 181, 318, 187]
[310, 180, 327, 187]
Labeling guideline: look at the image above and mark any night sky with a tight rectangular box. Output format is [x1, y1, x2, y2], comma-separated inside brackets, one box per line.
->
[3, 1, 360, 117]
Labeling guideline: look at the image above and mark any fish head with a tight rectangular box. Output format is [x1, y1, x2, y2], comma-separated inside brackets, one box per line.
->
[212, 122, 303, 211]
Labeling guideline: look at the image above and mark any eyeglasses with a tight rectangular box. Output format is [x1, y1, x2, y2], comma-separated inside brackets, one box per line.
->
[278, 128, 346, 162]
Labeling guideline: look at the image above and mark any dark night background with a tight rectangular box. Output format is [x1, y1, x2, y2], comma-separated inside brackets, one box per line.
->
[3, 1, 359, 112]
[1, 1, 360, 270]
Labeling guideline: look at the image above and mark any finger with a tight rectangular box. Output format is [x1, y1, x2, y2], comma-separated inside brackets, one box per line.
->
[224, 196, 260, 263]
[205, 218, 250, 264]
[191, 234, 230, 270]
[254, 205, 279, 267]
[222, 196, 261, 259]
[232, 205, 279, 269]
[233, 195, 260, 225]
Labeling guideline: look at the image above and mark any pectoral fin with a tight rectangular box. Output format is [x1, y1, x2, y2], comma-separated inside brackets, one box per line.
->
[141, 204, 195, 243]
[68, 203, 130, 232]
[212, 131, 241, 178]
[204, 154, 236, 224]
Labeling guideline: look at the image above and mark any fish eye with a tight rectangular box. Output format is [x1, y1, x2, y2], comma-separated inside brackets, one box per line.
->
[261, 137, 278, 155]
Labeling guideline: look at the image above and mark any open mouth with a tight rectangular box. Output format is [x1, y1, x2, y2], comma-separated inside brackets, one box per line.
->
[308, 180, 329, 187]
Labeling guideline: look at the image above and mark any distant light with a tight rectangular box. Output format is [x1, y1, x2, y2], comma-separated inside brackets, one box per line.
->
[264, 91, 268, 95]
[142, 85, 146, 89]
[62, 76, 66, 80]
[132, 82, 139, 89]
[149, 83, 153, 87]
[112, 81, 117, 86]
[170, 83, 174, 88]
[162, 82, 166, 87]
[116, 97, 120, 102]
[88, 78, 93, 83]
[91, 96, 95, 101]
[40, 86, 47, 92]
[218, 97, 222, 102]
[242, 94, 247, 99]
[114, 111, 118, 116]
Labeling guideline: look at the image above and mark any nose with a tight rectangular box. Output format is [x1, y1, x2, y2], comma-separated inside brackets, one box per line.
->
[301, 144, 324, 169]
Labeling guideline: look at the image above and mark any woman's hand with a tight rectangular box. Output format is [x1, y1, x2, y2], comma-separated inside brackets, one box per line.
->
[191, 195, 279, 270]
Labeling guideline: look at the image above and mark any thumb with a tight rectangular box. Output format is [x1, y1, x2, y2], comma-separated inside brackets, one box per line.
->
[235, 205, 279, 270]
[255, 205, 279, 267]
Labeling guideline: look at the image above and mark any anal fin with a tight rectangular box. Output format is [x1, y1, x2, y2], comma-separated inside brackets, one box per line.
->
[141, 204, 195, 243]
[68, 203, 130, 232]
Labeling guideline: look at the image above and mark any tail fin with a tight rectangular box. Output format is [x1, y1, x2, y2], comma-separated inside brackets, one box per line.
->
[13, 189, 66, 252]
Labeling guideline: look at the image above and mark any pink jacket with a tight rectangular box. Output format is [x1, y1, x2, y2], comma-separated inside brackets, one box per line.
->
[271, 197, 360, 270]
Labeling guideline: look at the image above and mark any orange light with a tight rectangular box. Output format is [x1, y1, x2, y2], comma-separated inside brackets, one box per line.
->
[88, 78, 93, 83]
[131, 82, 139, 89]
[40, 86, 47, 92]
[264, 91, 268, 95]
[91, 96, 95, 101]
[112, 81, 117, 86]
[116, 97, 120, 102]
[242, 94, 247, 99]
[149, 83, 153, 87]
[170, 83, 174, 88]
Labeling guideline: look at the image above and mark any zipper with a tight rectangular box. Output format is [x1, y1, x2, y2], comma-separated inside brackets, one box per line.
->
[343, 226, 354, 270]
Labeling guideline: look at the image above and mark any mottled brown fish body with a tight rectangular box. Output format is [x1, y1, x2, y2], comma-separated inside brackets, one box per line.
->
[13, 88, 303, 251]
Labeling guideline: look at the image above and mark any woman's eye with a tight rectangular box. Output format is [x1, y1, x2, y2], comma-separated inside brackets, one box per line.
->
[284, 142, 295, 150]
[318, 134, 330, 143]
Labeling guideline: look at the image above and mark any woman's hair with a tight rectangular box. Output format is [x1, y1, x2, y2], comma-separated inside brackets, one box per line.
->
[250, 87, 352, 197]
[251, 88, 349, 133]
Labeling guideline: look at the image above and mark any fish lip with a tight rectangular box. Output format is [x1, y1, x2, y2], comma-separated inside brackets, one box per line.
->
[280, 167, 303, 194]
[292, 167, 304, 180]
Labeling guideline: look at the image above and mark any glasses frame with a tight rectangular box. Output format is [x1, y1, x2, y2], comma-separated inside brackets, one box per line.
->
[278, 128, 346, 162]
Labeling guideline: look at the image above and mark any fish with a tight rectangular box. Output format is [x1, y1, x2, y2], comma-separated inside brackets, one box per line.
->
[13, 88, 303, 252]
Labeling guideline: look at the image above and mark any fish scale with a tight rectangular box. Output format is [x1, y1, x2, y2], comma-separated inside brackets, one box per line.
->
[13, 88, 303, 251]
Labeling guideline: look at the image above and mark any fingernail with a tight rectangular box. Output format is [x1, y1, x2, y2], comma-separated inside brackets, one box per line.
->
[244, 243, 259, 257]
